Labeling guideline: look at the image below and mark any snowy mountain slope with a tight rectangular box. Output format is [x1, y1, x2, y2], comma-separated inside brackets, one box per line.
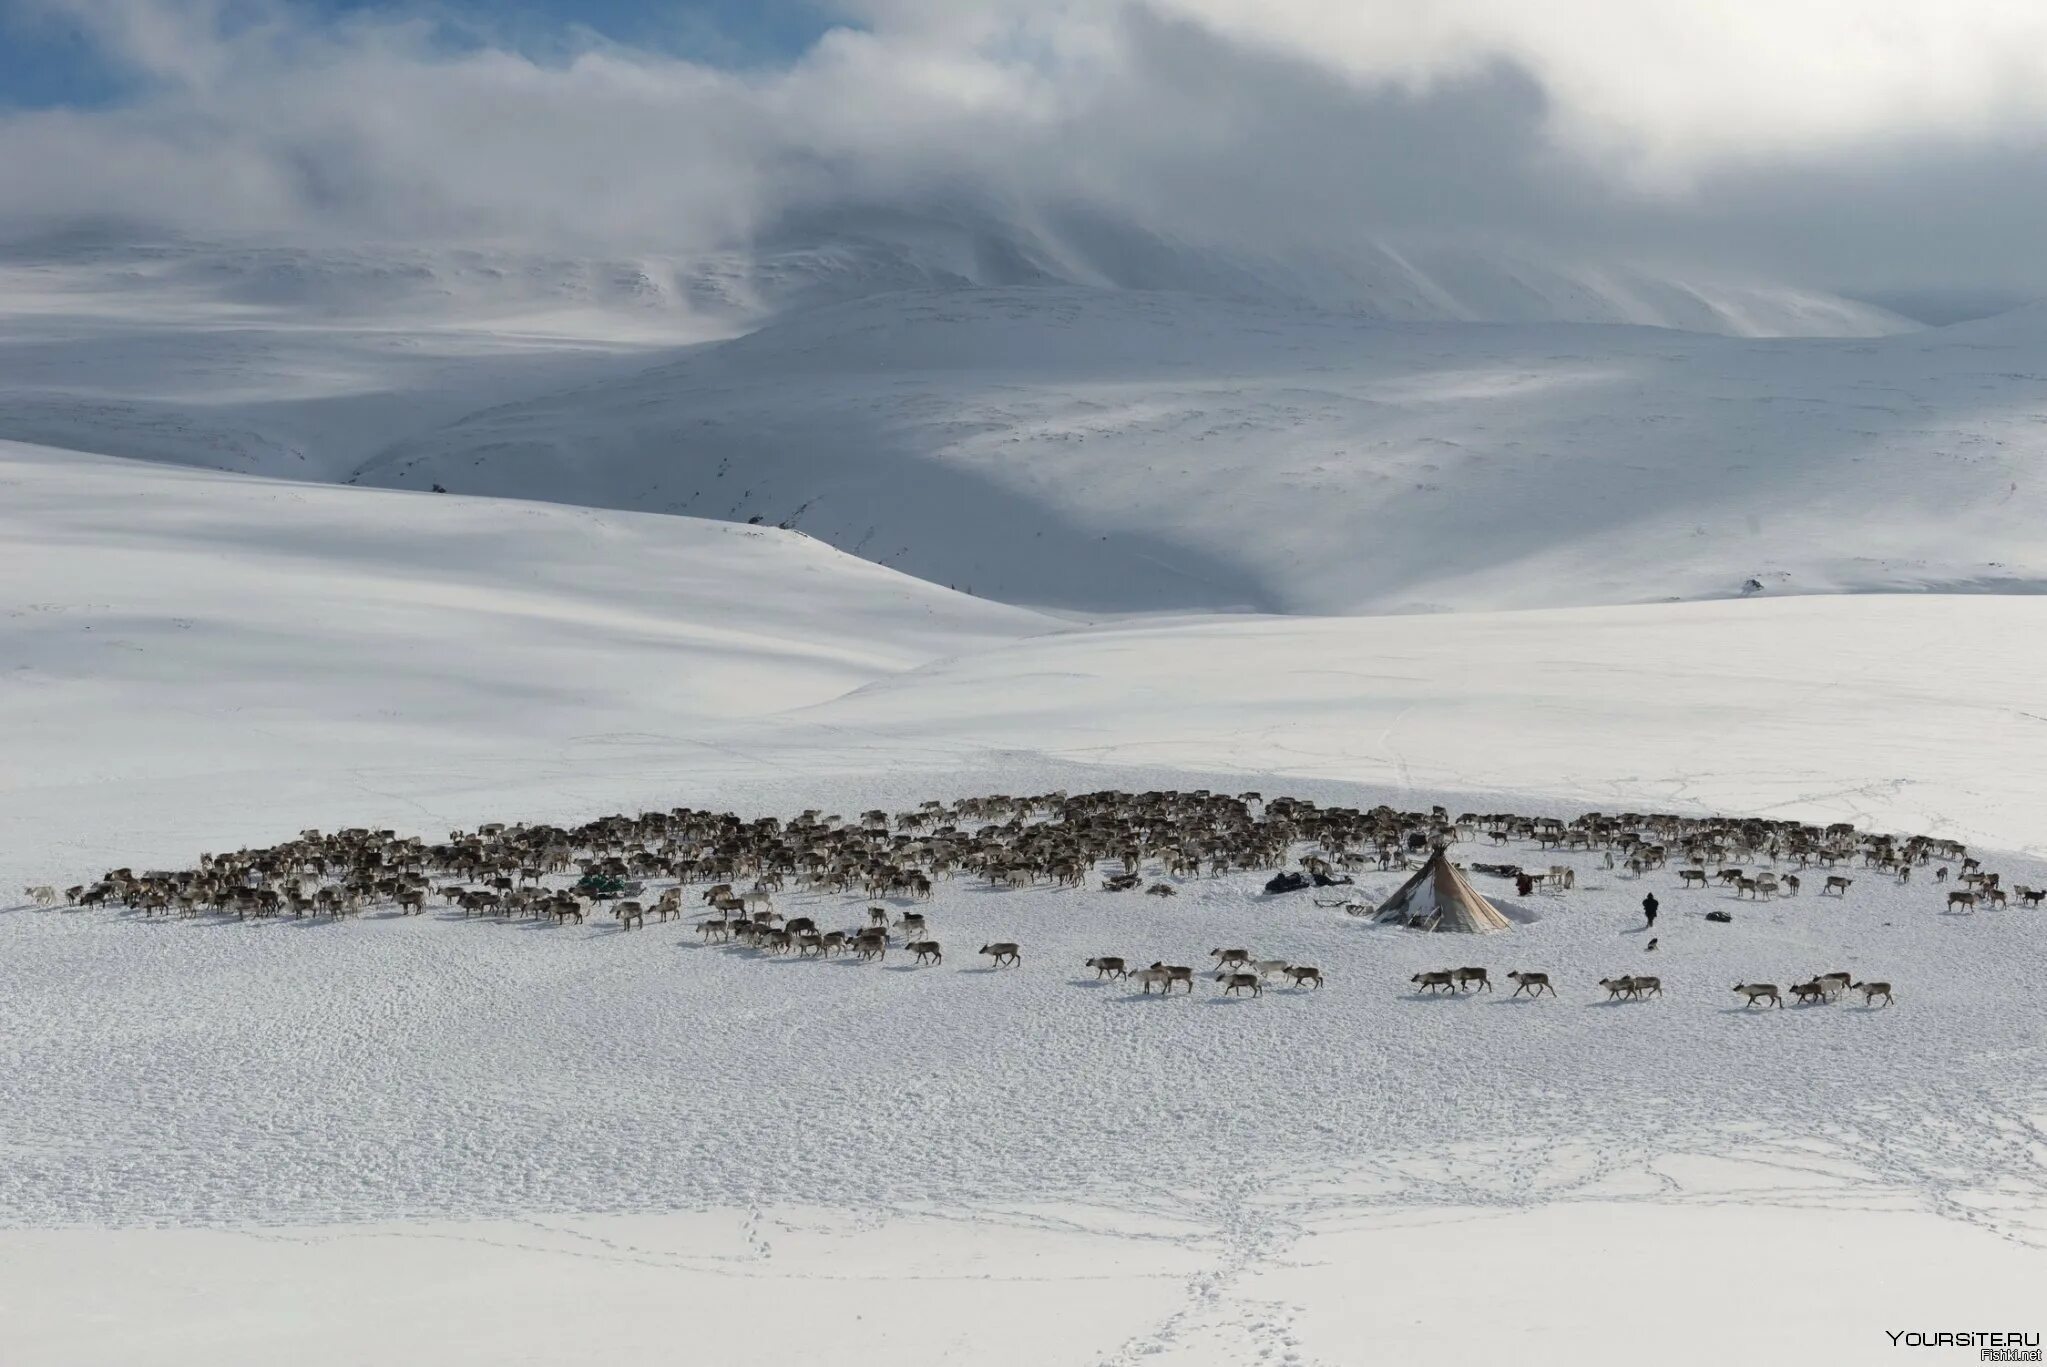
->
[0, 240, 724, 483]
[356, 287, 2047, 614]
[717, 205, 1916, 336]
[0, 223, 1913, 501]
[0, 219, 1916, 337]
[0, 441, 1050, 875]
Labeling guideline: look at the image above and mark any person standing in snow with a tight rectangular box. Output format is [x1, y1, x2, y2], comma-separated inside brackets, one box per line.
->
[1642, 892, 1659, 928]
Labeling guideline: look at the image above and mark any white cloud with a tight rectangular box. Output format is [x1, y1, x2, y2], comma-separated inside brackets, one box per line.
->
[7, 0, 2047, 298]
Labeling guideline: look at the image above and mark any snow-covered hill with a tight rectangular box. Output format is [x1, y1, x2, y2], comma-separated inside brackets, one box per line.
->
[0, 441, 1049, 875]
[355, 286, 2047, 613]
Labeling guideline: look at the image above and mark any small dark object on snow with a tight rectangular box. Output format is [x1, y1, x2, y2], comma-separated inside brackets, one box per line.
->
[1265, 871, 1310, 895]
[1310, 871, 1352, 887]
[1704, 910, 1733, 923]
[574, 873, 640, 900]
[1101, 872, 1142, 892]
[1645, 937, 1659, 952]
[430, 483, 447, 493]
[1472, 863, 1522, 878]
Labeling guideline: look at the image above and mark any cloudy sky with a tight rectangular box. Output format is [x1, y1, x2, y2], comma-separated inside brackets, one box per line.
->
[4, 0, 2046, 312]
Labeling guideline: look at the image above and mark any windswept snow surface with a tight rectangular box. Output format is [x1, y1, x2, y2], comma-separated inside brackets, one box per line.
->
[5, 448, 2047, 1363]
[359, 288, 2047, 613]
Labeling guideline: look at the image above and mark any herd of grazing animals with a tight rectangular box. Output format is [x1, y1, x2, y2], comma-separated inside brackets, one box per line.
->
[28, 792, 2023, 1009]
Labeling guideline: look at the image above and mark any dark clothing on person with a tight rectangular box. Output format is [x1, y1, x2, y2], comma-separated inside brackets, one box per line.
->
[1642, 892, 1659, 927]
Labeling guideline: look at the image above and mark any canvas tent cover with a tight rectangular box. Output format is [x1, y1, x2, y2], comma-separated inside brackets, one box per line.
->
[1371, 850, 1512, 933]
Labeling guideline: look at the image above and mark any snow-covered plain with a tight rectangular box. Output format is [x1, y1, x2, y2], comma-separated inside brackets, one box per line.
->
[4, 442, 2046, 1364]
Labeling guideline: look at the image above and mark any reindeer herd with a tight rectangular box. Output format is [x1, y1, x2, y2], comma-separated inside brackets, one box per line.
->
[24, 791, 2028, 1020]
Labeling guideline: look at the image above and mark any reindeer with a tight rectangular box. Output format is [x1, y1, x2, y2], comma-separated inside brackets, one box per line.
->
[979, 942, 1022, 967]
[907, 940, 943, 965]
[1150, 962, 1196, 994]
[1411, 970, 1458, 994]
[1732, 983, 1782, 1008]
[1947, 891, 1977, 912]
[1085, 956, 1129, 980]
[614, 901, 645, 931]
[1823, 876, 1853, 897]
[1130, 966, 1176, 995]
[1678, 869, 1708, 888]
[1850, 980, 1894, 1006]
[1214, 971, 1263, 997]
[1506, 970, 1555, 998]
[1451, 967, 1492, 992]
[1283, 965, 1324, 989]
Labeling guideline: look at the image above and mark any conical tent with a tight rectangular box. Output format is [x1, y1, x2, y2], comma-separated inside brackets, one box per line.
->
[1371, 849, 1511, 933]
